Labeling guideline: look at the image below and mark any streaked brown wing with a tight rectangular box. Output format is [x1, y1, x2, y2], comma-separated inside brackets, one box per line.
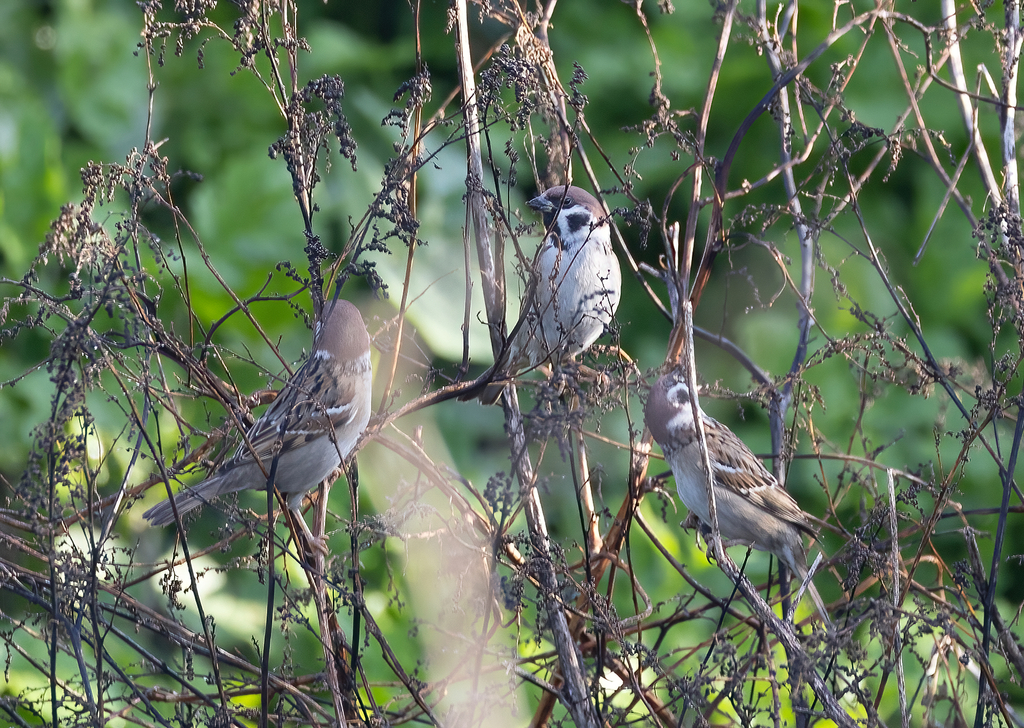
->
[229, 356, 354, 464]
[705, 419, 813, 534]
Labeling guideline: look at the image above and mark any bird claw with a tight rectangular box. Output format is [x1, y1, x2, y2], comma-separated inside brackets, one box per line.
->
[687, 517, 754, 559]
[305, 533, 330, 557]
[290, 511, 330, 559]
[681, 511, 701, 532]
[576, 363, 614, 395]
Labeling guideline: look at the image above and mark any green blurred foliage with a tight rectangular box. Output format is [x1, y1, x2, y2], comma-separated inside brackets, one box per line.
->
[2, 0, 1022, 724]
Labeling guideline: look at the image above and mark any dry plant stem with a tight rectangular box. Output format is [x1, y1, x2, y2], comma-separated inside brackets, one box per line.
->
[262, 4, 316, 236]
[941, 0, 1000, 201]
[764, 621, 783, 728]
[755, 0, 814, 480]
[509, 395, 597, 728]
[306, 480, 349, 727]
[681, 300, 723, 564]
[887, 470, 909, 728]
[843, 183, 1024, 570]
[455, 0, 502, 338]
[533, 0, 573, 185]
[694, 9, 881, 308]
[354, 574, 442, 724]
[379, 198, 418, 411]
[974, 410, 1024, 728]
[531, 361, 659, 721]
[533, 439, 660, 725]
[378, 5, 424, 408]
[375, 431, 495, 536]
[753, 0, 818, 632]
[97, 199, 158, 544]
[718, 557, 855, 728]
[913, 132, 976, 265]
[578, 634, 675, 727]
[4, 580, 213, 723]
[819, 41, 972, 232]
[170, 207, 291, 372]
[904, 416, 1009, 594]
[260, 459, 281, 728]
[677, 298, 787, 719]
[962, 510, 1024, 702]
[633, 510, 749, 622]
[602, 646, 673, 725]
[674, 255, 852, 725]
[961, 541, 1016, 725]
[682, 0, 735, 266]
[2, 556, 334, 722]
[119, 400, 232, 711]
[455, 2, 594, 725]
[880, 21, 981, 265]
[573, 400, 602, 555]
[687, 0, 870, 217]
[998, 4, 1021, 219]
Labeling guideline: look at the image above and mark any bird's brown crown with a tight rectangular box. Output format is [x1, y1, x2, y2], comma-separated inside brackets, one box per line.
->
[316, 299, 371, 361]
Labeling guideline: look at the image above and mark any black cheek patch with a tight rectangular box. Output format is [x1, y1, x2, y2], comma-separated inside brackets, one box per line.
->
[565, 212, 590, 234]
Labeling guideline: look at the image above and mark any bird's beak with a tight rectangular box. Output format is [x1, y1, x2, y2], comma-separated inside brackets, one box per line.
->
[527, 194, 553, 213]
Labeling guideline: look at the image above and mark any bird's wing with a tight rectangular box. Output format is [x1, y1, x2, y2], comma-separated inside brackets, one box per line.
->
[232, 357, 357, 465]
[496, 235, 561, 372]
[705, 421, 814, 535]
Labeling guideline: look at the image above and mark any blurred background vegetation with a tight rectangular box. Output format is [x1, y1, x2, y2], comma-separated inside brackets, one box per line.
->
[1, 0, 1022, 726]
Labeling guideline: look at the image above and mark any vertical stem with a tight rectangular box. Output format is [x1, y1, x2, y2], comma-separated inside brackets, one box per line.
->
[942, 0, 1001, 202]
[887, 470, 909, 728]
[455, 4, 594, 724]
[573, 407, 602, 555]
[455, 0, 503, 340]
[260, 454, 280, 728]
[48, 428, 59, 727]
[378, 0, 424, 409]
[755, 0, 815, 483]
[681, 299, 723, 562]
[509, 399, 597, 728]
[684, 0, 736, 279]
[1000, 3, 1021, 217]
[309, 479, 349, 726]
[974, 409, 1024, 728]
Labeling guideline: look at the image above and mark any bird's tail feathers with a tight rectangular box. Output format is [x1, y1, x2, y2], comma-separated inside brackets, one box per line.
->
[477, 381, 507, 405]
[142, 475, 235, 527]
[801, 580, 831, 627]
[456, 364, 506, 404]
[790, 551, 831, 626]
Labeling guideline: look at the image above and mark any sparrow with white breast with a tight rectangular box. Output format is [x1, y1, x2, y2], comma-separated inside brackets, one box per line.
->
[468, 185, 622, 404]
[143, 298, 373, 527]
[645, 369, 830, 624]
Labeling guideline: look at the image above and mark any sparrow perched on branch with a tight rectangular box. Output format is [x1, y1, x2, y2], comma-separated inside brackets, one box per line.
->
[469, 185, 622, 404]
[645, 370, 830, 624]
[143, 299, 373, 527]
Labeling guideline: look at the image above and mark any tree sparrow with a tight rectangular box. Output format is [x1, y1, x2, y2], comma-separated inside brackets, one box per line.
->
[470, 185, 622, 404]
[645, 370, 830, 624]
[143, 299, 373, 527]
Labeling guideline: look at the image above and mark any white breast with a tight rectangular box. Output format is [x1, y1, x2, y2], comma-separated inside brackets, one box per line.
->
[514, 234, 621, 368]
